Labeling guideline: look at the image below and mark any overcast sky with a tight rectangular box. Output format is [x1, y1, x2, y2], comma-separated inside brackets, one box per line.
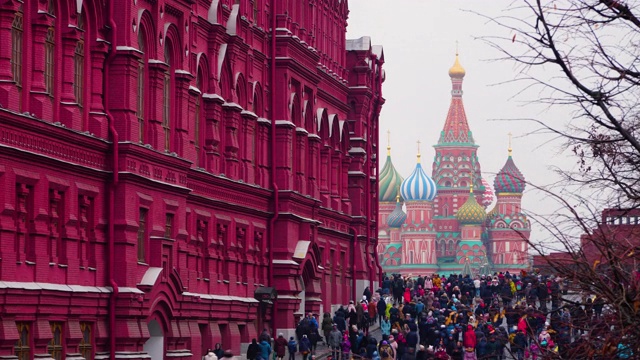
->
[346, 1, 579, 243]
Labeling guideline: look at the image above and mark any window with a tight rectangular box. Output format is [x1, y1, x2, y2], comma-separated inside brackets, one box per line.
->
[137, 208, 148, 262]
[194, 71, 202, 167]
[16, 184, 35, 261]
[252, 0, 259, 23]
[73, 40, 84, 108]
[15, 322, 30, 360]
[47, 0, 55, 15]
[49, 189, 65, 262]
[45, 27, 55, 96]
[137, 30, 146, 144]
[79, 322, 92, 360]
[11, 11, 23, 88]
[163, 44, 172, 152]
[48, 322, 63, 360]
[165, 213, 174, 238]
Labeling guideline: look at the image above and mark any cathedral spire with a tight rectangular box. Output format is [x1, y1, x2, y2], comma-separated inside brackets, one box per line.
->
[438, 50, 474, 145]
[387, 130, 391, 156]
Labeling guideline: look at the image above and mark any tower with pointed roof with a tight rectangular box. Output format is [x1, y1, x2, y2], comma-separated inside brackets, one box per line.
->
[431, 52, 484, 269]
[397, 143, 438, 270]
[378, 133, 405, 259]
[487, 137, 531, 271]
[377, 52, 532, 276]
[379, 131, 405, 226]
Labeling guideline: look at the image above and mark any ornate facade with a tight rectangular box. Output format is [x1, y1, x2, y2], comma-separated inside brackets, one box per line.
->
[0, 0, 383, 359]
[378, 54, 529, 276]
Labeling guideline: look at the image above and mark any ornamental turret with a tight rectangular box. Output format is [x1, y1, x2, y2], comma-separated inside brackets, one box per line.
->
[456, 185, 486, 226]
[379, 132, 405, 227]
[401, 142, 437, 227]
[494, 145, 526, 194]
[387, 196, 407, 228]
[379, 133, 404, 202]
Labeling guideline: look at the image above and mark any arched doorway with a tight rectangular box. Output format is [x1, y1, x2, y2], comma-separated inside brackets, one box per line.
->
[144, 318, 165, 360]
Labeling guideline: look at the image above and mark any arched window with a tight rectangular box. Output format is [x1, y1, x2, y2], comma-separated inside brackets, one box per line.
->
[47, 0, 55, 15]
[137, 28, 147, 143]
[195, 68, 204, 167]
[45, 27, 55, 96]
[440, 241, 446, 255]
[74, 13, 85, 119]
[163, 41, 173, 152]
[11, 9, 23, 96]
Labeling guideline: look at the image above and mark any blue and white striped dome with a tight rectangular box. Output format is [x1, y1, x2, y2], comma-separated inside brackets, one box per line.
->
[400, 162, 437, 201]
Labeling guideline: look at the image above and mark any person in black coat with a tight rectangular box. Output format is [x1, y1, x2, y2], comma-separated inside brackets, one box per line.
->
[537, 281, 549, 312]
[377, 296, 387, 324]
[363, 287, 372, 302]
[246, 339, 260, 360]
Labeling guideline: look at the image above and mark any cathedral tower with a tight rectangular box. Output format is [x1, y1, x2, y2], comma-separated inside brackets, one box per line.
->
[432, 53, 484, 259]
[487, 139, 531, 271]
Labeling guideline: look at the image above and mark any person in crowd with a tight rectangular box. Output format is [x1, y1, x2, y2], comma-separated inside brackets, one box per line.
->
[246, 339, 260, 360]
[328, 324, 342, 360]
[287, 337, 297, 360]
[299, 334, 311, 360]
[213, 343, 225, 359]
[274, 333, 287, 360]
[258, 337, 271, 360]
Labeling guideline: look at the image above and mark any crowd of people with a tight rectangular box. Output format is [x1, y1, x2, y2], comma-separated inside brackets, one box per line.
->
[275, 271, 626, 360]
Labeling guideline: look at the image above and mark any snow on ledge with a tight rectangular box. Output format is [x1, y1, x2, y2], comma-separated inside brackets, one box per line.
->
[346, 36, 371, 51]
[0, 281, 111, 293]
[139, 267, 163, 286]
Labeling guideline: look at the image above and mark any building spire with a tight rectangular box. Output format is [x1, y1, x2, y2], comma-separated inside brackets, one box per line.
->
[416, 140, 422, 162]
[448, 46, 466, 79]
[387, 130, 391, 156]
[470, 183, 474, 193]
[508, 132, 513, 157]
[438, 48, 473, 145]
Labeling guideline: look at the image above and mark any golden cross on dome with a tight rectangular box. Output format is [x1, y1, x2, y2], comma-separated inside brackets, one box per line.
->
[470, 183, 474, 194]
[508, 132, 513, 156]
[416, 140, 422, 161]
[456, 40, 459, 56]
[387, 130, 391, 156]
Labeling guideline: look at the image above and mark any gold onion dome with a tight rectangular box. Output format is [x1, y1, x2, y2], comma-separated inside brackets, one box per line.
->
[448, 53, 466, 78]
[456, 186, 486, 225]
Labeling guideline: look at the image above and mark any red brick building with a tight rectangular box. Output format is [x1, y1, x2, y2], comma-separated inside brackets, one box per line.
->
[0, 0, 384, 359]
[533, 208, 640, 274]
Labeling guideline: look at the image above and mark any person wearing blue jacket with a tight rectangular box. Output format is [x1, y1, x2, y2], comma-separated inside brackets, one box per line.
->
[258, 339, 271, 360]
[287, 337, 297, 360]
[380, 316, 391, 337]
[299, 334, 311, 360]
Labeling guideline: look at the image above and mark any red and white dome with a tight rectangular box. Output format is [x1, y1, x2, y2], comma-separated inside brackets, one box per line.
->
[480, 178, 495, 208]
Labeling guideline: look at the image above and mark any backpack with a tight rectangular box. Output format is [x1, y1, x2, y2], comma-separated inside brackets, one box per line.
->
[516, 283, 522, 291]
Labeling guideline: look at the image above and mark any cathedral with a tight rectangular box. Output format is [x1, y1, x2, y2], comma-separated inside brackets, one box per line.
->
[378, 54, 531, 276]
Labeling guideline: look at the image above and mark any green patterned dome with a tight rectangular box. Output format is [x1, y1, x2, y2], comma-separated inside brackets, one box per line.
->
[456, 188, 486, 225]
[379, 153, 404, 202]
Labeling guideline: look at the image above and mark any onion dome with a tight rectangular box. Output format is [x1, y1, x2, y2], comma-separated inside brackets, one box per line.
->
[456, 185, 486, 225]
[387, 196, 407, 228]
[400, 151, 437, 202]
[480, 178, 495, 208]
[448, 53, 466, 78]
[494, 149, 526, 194]
[379, 143, 404, 202]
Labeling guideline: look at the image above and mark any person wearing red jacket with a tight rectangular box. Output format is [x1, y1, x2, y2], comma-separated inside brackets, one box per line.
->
[463, 324, 477, 349]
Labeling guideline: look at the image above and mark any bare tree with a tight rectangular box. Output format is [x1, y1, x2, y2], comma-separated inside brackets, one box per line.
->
[476, 0, 640, 358]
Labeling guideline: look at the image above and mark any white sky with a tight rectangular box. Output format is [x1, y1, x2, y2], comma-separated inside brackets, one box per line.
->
[346, 1, 578, 244]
